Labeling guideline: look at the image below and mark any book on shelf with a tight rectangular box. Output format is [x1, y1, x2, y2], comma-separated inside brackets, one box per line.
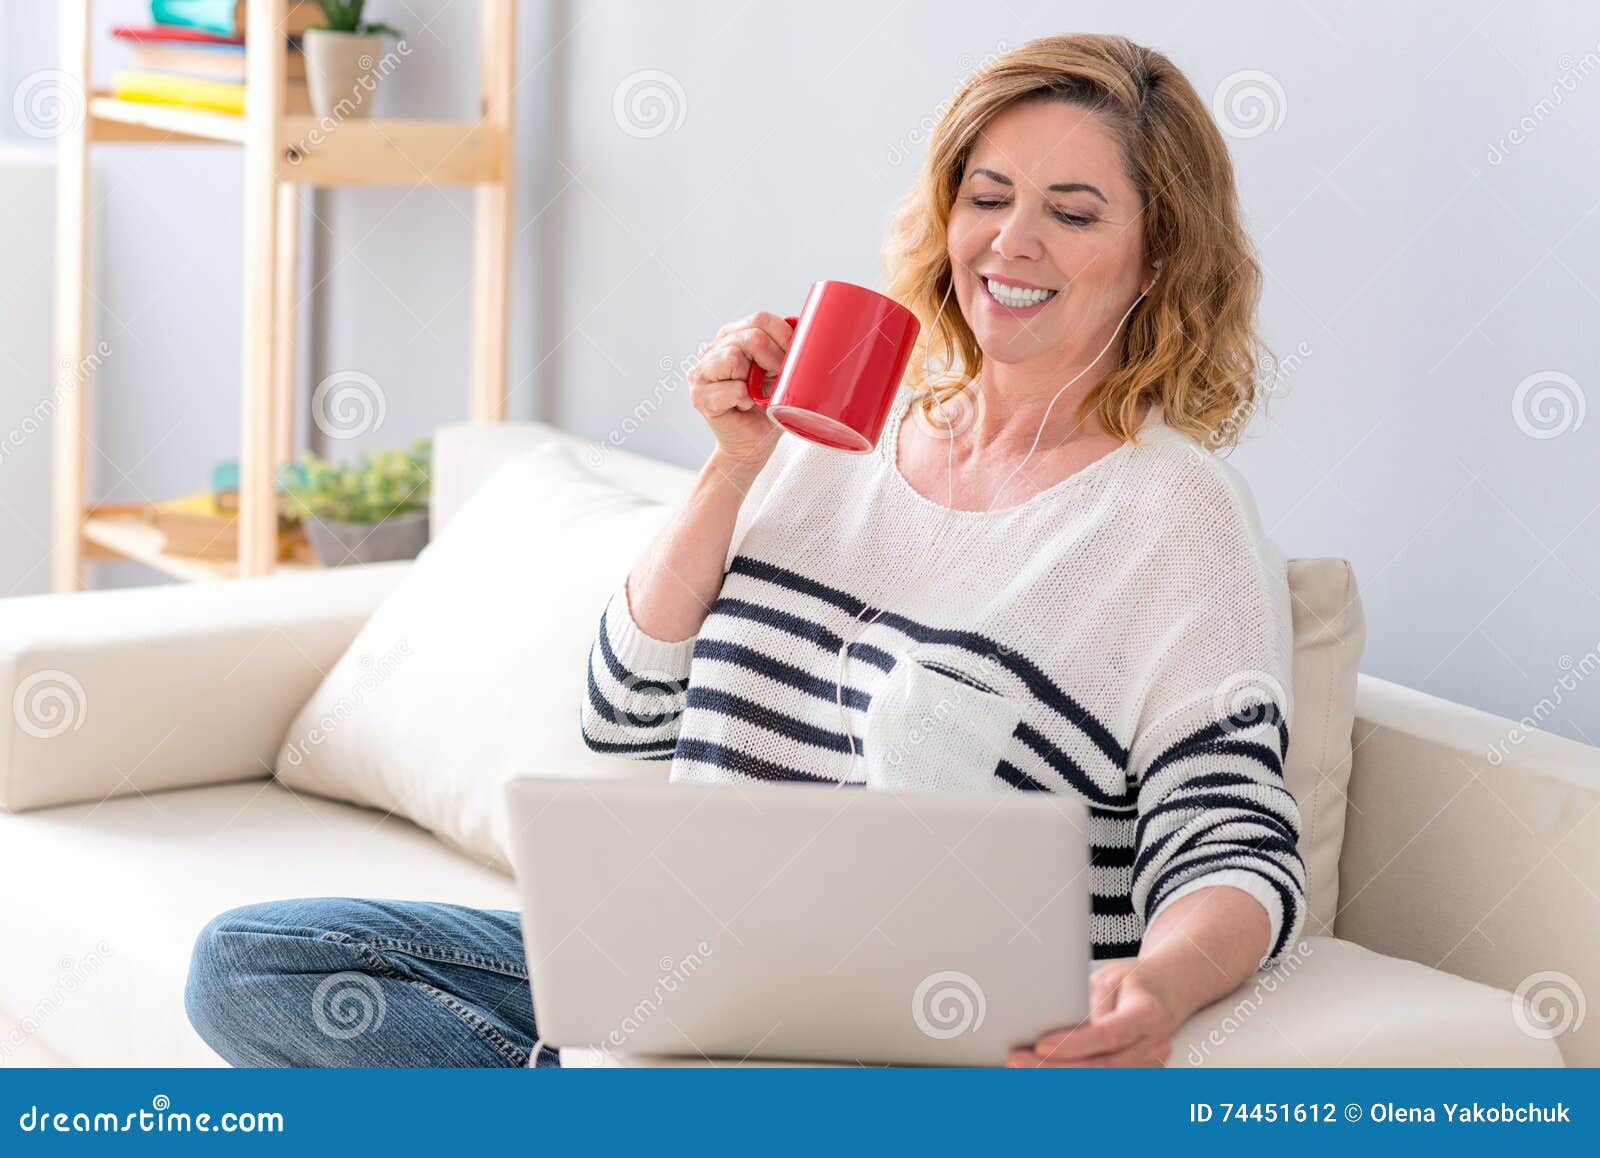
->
[148, 491, 303, 562]
[120, 39, 308, 84]
[110, 69, 312, 116]
[150, 0, 324, 38]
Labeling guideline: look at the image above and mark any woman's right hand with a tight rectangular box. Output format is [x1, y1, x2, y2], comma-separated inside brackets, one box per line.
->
[688, 311, 794, 471]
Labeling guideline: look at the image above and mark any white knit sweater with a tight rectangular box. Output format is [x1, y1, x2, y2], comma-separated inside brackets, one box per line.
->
[581, 387, 1306, 968]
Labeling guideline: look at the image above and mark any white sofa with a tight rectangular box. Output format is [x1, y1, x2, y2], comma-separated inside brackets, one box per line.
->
[2, 421, 1597, 1068]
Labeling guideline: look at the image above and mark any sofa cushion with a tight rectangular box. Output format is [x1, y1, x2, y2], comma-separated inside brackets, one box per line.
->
[430, 420, 696, 537]
[1169, 936, 1561, 1066]
[274, 443, 676, 870]
[1284, 558, 1366, 937]
[0, 781, 515, 1067]
[560, 935, 1559, 1067]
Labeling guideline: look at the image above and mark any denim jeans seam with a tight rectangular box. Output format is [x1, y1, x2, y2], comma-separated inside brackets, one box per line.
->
[415, 982, 528, 1067]
[319, 929, 526, 981]
[365, 937, 529, 980]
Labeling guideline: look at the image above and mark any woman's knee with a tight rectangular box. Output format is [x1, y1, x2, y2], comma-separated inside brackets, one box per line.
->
[183, 898, 366, 1065]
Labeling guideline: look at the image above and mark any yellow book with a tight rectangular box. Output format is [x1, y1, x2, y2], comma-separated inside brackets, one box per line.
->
[112, 70, 246, 114]
[110, 71, 312, 116]
[153, 490, 222, 518]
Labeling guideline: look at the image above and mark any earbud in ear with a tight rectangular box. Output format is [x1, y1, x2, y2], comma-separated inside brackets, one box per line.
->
[1143, 258, 1164, 295]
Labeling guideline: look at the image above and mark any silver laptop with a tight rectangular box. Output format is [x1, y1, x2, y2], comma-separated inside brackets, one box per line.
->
[505, 776, 1091, 1067]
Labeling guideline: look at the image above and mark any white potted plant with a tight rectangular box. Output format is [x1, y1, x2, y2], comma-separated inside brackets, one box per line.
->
[302, 1, 402, 119]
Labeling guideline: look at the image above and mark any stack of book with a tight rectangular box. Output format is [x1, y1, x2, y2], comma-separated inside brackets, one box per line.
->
[111, 1, 323, 116]
[145, 456, 310, 562]
[149, 490, 306, 562]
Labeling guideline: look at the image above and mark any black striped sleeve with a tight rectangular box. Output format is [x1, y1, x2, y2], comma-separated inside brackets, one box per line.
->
[579, 582, 695, 761]
[1128, 673, 1308, 971]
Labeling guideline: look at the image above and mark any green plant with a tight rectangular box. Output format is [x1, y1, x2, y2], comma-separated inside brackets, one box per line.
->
[313, 0, 402, 37]
[280, 438, 431, 524]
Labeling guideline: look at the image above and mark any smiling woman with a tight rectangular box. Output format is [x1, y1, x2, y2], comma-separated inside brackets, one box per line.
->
[882, 34, 1270, 459]
[185, 33, 1303, 1073]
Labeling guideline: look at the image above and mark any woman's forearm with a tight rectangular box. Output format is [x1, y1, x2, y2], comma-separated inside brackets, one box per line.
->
[1133, 885, 1272, 1028]
[625, 450, 769, 642]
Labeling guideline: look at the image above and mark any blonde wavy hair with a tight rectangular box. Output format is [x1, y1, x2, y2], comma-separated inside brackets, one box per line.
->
[880, 33, 1272, 451]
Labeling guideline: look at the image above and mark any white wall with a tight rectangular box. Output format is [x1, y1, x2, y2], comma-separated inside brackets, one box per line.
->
[3, 1, 1597, 742]
[540, 0, 1600, 743]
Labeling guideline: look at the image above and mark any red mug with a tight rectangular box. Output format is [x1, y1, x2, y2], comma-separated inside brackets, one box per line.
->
[745, 280, 921, 453]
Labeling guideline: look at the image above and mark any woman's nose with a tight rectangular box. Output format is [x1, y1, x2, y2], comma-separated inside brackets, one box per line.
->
[990, 207, 1043, 261]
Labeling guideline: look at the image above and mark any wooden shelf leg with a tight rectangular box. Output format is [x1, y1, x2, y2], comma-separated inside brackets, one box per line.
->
[51, 1, 92, 593]
[237, 0, 288, 578]
[273, 181, 300, 469]
[469, 0, 516, 424]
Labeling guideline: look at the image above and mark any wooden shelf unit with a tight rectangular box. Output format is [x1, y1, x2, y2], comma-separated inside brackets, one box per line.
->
[52, 0, 516, 590]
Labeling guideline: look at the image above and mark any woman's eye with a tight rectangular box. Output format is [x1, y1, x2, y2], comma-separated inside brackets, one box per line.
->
[967, 197, 1095, 228]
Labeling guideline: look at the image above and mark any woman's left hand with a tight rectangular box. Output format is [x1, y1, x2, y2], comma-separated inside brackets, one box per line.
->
[1007, 960, 1181, 1067]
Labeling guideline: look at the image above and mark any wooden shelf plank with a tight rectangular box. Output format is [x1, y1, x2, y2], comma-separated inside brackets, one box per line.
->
[82, 510, 319, 583]
[88, 94, 249, 144]
[87, 96, 504, 186]
[279, 118, 505, 186]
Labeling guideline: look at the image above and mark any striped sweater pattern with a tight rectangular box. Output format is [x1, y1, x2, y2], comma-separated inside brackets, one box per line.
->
[581, 390, 1307, 968]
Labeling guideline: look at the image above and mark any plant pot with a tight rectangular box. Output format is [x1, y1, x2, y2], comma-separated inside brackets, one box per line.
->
[302, 28, 386, 120]
[303, 509, 428, 567]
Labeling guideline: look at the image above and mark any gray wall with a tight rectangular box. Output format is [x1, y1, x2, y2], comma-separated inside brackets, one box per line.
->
[3, 1, 1598, 744]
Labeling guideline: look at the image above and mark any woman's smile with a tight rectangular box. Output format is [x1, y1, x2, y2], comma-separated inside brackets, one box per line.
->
[980, 273, 1061, 315]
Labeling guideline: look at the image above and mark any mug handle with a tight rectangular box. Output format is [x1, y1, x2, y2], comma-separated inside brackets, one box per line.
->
[745, 316, 802, 409]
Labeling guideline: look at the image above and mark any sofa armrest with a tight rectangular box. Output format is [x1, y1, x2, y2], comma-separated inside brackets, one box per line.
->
[0, 561, 410, 812]
[1336, 673, 1600, 1065]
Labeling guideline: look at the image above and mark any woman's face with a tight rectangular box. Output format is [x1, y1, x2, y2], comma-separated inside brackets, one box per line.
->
[947, 100, 1149, 373]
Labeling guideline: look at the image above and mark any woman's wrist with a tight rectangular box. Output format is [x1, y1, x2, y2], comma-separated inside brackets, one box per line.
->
[1126, 951, 1198, 1035]
[705, 445, 773, 491]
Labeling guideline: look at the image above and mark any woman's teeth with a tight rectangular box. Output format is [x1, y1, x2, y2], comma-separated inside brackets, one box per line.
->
[983, 277, 1057, 308]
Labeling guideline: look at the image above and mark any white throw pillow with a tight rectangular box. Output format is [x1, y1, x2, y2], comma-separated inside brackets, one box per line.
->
[273, 444, 673, 872]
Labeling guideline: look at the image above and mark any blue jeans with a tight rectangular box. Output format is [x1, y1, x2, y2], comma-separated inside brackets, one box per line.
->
[184, 898, 560, 1067]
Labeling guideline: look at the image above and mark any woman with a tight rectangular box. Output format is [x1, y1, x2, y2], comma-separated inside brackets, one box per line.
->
[186, 33, 1304, 1070]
